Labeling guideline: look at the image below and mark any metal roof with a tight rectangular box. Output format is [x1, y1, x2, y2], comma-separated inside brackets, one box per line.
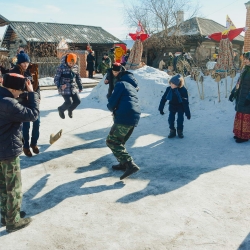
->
[170, 17, 244, 42]
[1, 21, 123, 47]
[0, 15, 10, 27]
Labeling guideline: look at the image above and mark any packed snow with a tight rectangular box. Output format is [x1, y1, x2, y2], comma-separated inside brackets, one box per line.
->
[1, 66, 250, 250]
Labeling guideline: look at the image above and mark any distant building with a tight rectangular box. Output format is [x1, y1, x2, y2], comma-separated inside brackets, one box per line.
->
[144, 14, 244, 68]
[0, 14, 125, 77]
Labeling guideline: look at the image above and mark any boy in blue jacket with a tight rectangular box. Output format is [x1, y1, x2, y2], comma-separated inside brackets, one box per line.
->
[158, 74, 191, 138]
[106, 67, 141, 180]
[0, 73, 39, 233]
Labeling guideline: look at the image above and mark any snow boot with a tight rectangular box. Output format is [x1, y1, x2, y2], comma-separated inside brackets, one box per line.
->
[2, 211, 27, 227]
[68, 110, 73, 118]
[120, 161, 140, 180]
[112, 163, 126, 171]
[177, 130, 184, 138]
[6, 217, 32, 233]
[58, 107, 65, 119]
[235, 138, 249, 143]
[168, 129, 176, 138]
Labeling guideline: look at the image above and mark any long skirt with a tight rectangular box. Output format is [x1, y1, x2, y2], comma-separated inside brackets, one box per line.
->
[233, 112, 250, 139]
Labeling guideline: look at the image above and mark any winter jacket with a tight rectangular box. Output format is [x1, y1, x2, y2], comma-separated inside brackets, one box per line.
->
[107, 72, 141, 126]
[97, 57, 111, 75]
[86, 53, 95, 71]
[105, 67, 126, 98]
[54, 56, 82, 96]
[158, 86, 191, 117]
[9, 65, 41, 99]
[233, 65, 250, 114]
[0, 87, 39, 160]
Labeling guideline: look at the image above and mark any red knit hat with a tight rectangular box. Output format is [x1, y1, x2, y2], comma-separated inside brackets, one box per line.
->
[66, 53, 77, 64]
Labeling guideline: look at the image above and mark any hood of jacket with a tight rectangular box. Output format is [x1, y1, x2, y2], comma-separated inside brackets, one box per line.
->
[120, 71, 139, 89]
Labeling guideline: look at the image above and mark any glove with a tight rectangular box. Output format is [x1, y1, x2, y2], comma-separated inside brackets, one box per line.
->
[160, 111, 164, 115]
[229, 93, 234, 102]
[186, 114, 191, 120]
[244, 99, 250, 106]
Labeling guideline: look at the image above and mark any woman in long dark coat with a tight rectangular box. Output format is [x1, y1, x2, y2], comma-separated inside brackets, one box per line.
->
[230, 52, 250, 143]
[86, 51, 95, 78]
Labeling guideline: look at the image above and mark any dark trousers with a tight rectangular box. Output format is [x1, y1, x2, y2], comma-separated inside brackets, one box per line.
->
[59, 93, 81, 112]
[88, 70, 94, 78]
[23, 116, 40, 148]
[168, 111, 184, 131]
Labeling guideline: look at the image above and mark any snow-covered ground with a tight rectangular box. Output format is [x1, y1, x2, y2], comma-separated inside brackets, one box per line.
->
[1, 66, 250, 250]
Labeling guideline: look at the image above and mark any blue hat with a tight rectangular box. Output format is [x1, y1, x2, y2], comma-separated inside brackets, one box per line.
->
[17, 51, 30, 64]
[170, 74, 181, 86]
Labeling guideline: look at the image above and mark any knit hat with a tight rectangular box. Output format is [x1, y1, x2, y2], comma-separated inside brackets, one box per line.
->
[112, 62, 122, 72]
[170, 74, 181, 86]
[3, 73, 26, 91]
[66, 53, 77, 64]
[17, 51, 30, 64]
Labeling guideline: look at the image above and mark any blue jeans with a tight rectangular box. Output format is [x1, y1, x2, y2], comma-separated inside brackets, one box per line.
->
[23, 116, 40, 148]
[168, 111, 184, 130]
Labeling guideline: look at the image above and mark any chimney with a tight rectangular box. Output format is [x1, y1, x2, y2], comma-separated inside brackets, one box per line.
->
[244, 1, 250, 52]
[177, 11, 184, 26]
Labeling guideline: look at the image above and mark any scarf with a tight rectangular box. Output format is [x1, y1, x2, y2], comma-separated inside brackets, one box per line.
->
[166, 88, 183, 103]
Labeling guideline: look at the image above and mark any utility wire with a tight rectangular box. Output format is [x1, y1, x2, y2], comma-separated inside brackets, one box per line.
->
[203, 0, 241, 19]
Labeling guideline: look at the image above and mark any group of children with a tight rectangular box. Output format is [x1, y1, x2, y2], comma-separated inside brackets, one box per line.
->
[0, 50, 190, 234]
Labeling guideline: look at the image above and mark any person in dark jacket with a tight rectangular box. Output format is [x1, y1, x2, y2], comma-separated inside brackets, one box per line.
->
[86, 51, 95, 78]
[104, 63, 126, 98]
[9, 51, 41, 157]
[158, 74, 191, 138]
[106, 71, 141, 180]
[0, 73, 39, 233]
[229, 51, 250, 143]
[54, 53, 82, 119]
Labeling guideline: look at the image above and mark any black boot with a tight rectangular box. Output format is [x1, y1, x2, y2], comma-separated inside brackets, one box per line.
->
[58, 107, 65, 119]
[120, 161, 140, 180]
[112, 163, 126, 171]
[177, 130, 184, 138]
[235, 138, 249, 143]
[68, 110, 73, 118]
[168, 129, 176, 138]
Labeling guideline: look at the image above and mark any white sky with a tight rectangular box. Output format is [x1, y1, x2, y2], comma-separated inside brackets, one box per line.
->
[0, 0, 247, 41]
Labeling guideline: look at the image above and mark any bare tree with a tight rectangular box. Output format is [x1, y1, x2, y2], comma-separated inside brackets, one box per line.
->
[124, 0, 200, 51]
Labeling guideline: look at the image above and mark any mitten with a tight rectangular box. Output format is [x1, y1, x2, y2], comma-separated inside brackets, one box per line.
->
[186, 113, 191, 120]
[229, 92, 234, 102]
[244, 99, 250, 106]
[160, 110, 164, 115]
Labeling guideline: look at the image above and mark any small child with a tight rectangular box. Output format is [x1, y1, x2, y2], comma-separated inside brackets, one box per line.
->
[158, 74, 191, 138]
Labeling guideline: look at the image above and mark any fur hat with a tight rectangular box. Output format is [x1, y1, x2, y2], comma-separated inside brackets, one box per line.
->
[66, 53, 77, 64]
[17, 51, 30, 64]
[170, 74, 181, 86]
[112, 62, 122, 72]
[3, 73, 26, 91]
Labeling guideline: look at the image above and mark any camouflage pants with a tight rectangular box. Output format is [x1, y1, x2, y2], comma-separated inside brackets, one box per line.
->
[0, 157, 22, 225]
[106, 123, 134, 164]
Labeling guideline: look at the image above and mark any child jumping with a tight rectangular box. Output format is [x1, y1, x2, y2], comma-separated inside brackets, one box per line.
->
[158, 74, 191, 138]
